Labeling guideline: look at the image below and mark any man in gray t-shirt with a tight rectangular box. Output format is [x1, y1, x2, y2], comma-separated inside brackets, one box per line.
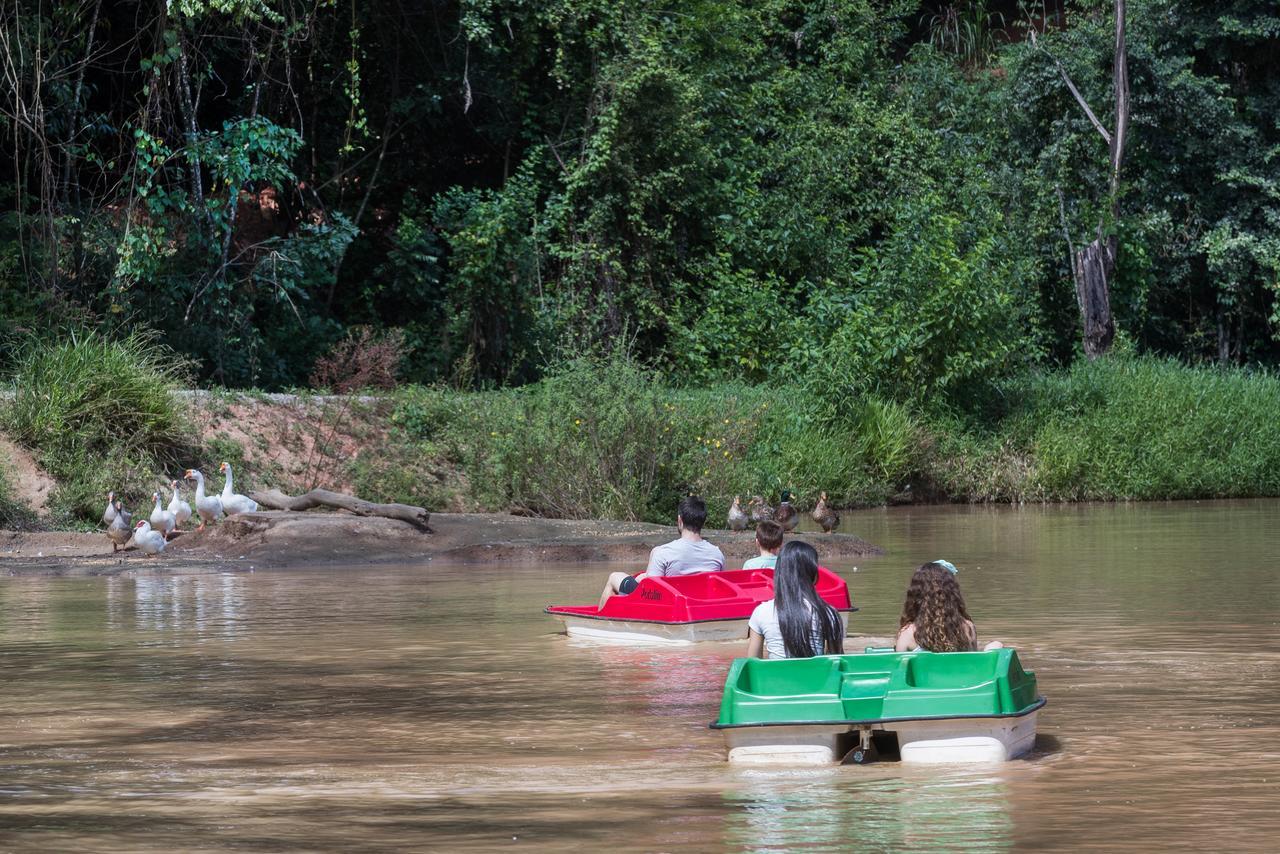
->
[597, 496, 725, 609]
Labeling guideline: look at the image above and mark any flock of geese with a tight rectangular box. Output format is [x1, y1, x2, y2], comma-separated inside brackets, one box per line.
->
[727, 490, 840, 534]
[102, 462, 260, 556]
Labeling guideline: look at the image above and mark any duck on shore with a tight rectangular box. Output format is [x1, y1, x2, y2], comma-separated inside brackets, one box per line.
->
[184, 469, 223, 530]
[150, 492, 177, 540]
[218, 462, 259, 515]
[107, 501, 132, 552]
[775, 491, 799, 532]
[132, 520, 166, 555]
[727, 496, 749, 532]
[748, 495, 774, 525]
[168, 480, 193, 530]
[811, 491, 840, 534]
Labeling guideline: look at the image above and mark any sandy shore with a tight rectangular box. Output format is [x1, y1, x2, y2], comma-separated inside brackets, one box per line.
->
[0, 511, 883, 575]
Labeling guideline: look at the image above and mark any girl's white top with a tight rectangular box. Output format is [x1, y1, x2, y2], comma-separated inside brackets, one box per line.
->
[748, 599, 824, 659]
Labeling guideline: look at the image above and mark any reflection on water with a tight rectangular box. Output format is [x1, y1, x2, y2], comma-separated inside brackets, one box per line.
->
[724, 769, 1013, 852]
[1, 500, 1280, 850]
[118, 575, 248, 639]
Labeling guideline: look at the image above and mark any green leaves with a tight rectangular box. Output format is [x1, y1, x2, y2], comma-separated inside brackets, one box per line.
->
[808, 186, 1039, 411]
[168, 0, 284, 25]
[3, 329, 196, 521]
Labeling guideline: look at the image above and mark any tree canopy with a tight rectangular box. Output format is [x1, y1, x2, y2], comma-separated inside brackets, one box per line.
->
[1, 0, 1277, 394]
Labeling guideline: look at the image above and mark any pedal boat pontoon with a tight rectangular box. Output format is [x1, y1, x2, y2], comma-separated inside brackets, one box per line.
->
[545, 567, 855, 645]
[711, 649, 1044, 764]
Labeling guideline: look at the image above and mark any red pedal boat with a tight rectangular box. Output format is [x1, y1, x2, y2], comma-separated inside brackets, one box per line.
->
[545, 567, 856, 644]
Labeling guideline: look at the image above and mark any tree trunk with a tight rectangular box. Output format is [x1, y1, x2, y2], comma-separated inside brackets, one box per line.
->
[1076, 0, 1128, 360]
[1074, 236, 1116, 358]
[1080, 0, 1128, 359]
[174, 29, 207, 238]
[61, 0, 103, 207]
[1038, 3, 1128, 359]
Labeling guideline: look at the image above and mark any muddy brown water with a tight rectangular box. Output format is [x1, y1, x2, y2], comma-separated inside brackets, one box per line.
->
[2, 501, 1279, 851]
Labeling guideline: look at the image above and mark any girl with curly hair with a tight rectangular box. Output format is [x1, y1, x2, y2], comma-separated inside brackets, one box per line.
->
[894, 561, 984, 653]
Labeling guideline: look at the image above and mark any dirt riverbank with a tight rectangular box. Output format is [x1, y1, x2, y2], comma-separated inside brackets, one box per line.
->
[0, 511, 883, 575]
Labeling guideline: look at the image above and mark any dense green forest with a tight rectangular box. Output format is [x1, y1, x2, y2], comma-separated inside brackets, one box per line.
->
[3, 0, 1280, 523]
[2, 0, 1277, 395]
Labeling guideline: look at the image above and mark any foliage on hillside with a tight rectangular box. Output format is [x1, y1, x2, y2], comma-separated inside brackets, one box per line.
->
[5, 1, 1280, 521]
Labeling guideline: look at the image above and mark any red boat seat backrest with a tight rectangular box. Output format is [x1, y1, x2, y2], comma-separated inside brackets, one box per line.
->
[665, 572, 750, 602]
[549, 566, 853, 621]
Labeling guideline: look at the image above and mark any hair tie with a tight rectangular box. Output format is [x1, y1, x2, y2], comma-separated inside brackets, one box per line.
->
[934, 559, 958, 575]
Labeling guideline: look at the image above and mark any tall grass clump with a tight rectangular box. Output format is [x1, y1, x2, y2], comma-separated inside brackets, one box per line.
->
[928, 355, 1280, 501]
[3, 329, 195, 520]
[392, 354, 927, 522]
[402, 355, 681, 520]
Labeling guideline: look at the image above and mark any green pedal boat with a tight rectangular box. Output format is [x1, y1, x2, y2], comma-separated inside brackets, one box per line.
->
[711, 649, 1045, 765]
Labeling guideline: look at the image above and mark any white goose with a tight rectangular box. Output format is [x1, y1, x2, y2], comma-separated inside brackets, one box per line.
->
[132, 520, 167, 556]
[102, 491, 118, 527]
[218, 461, 259, 515]
[184, 468, 223, 530]
[150, 491, 177, 540]
[168, 480, 193, 530]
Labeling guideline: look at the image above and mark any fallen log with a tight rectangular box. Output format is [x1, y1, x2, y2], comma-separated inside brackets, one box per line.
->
[247, 488, 431, 532]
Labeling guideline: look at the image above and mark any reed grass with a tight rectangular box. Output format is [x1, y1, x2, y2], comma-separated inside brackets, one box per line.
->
[5, 342, 1278, 526]
[393, 353, 1280, 518]
[977, 356, 1280, 501]
[2, 329, 195, 520]
[392, 354, 921, 522]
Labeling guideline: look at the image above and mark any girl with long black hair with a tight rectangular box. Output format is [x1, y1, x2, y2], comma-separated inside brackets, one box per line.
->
[746, 540, 845, 659]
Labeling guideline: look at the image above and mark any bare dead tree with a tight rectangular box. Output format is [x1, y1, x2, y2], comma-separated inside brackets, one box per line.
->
[1032, 0, 1129, 359]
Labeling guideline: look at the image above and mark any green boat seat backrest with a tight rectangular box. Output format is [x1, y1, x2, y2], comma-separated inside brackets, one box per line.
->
[881, 651, 1004, 717]
[721, 657, 846, 723]
[716, 650, 1038, 726]
[836, 656, 897, 720]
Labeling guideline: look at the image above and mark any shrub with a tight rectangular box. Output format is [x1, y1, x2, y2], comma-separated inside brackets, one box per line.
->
[478, 355, 678, 520]
[809, 188, 1039, 411]
[3, 329, 195, 520]
[310, 326, 408, 393]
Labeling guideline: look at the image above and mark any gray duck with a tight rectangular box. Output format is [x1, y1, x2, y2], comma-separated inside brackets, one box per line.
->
[748, 495, 775, 524]
[811, 491, 840, 533]
[775, 490, 799, 532]
[107, 501, 133, 552]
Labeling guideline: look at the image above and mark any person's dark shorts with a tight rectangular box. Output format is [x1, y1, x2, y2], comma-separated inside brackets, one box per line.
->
[619, 575, 640, 595]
